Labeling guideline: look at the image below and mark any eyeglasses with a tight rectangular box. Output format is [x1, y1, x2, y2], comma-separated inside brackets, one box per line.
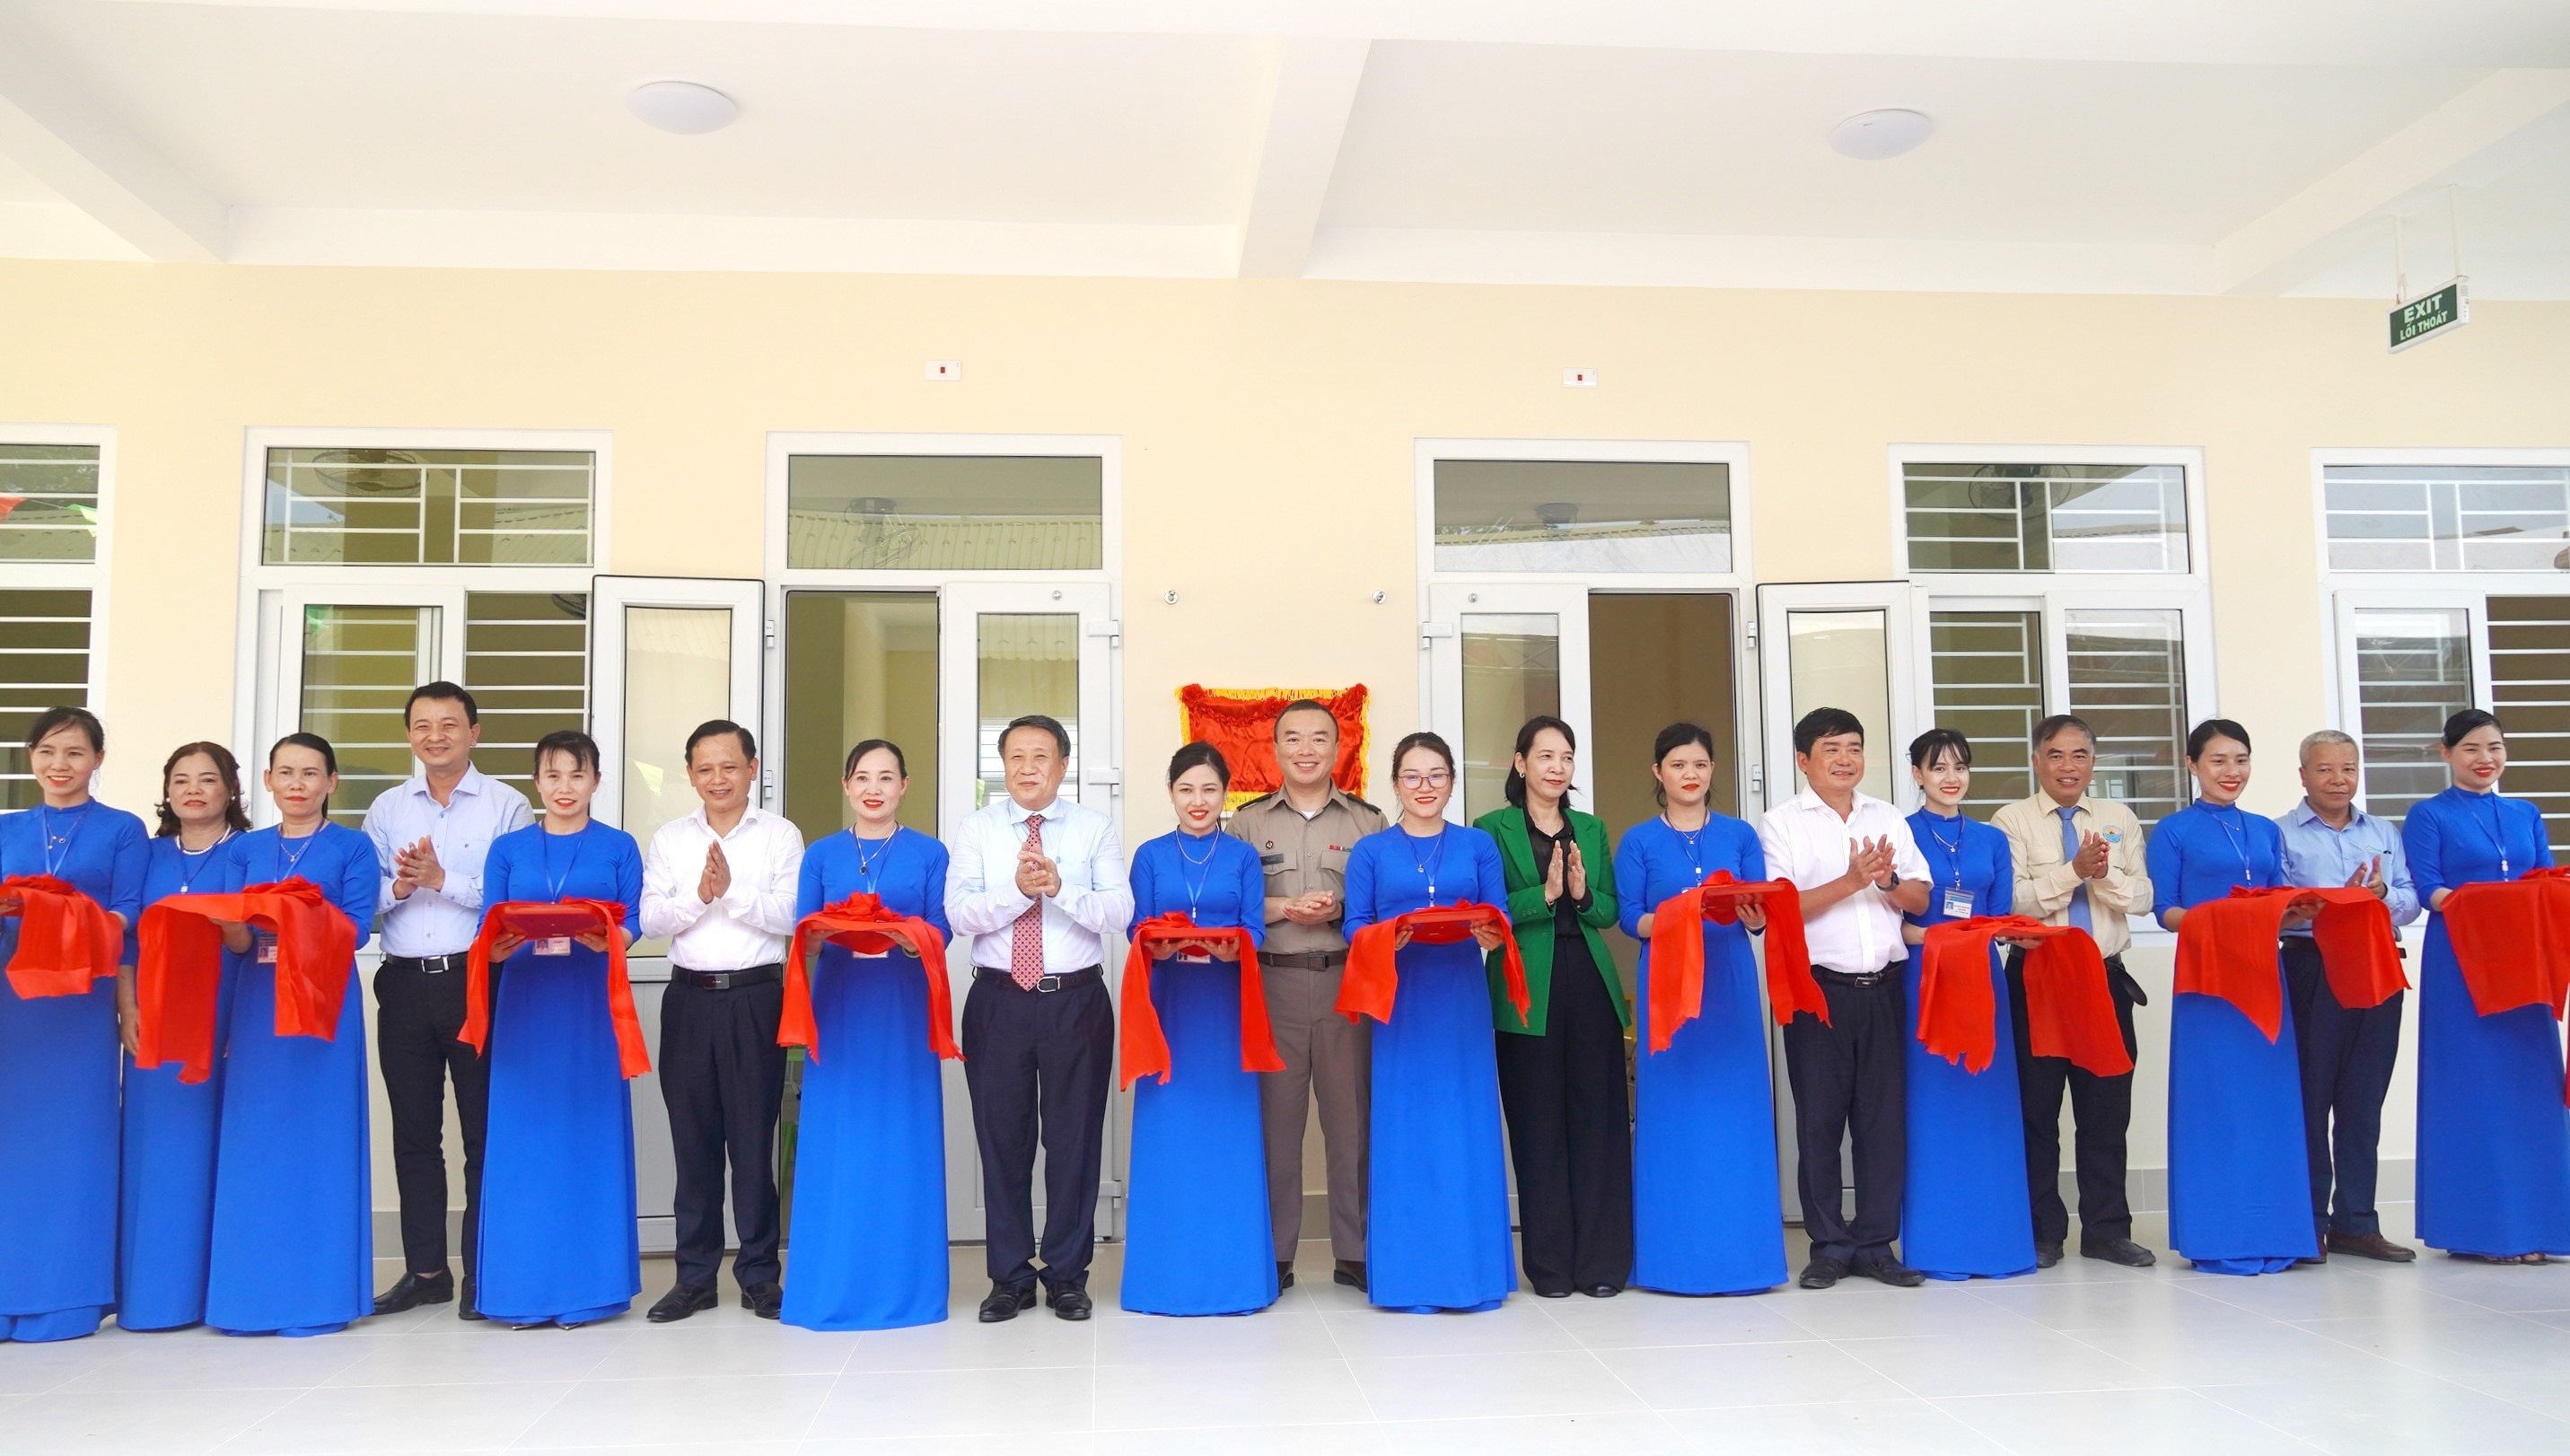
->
[1397, 771, 1453, 790]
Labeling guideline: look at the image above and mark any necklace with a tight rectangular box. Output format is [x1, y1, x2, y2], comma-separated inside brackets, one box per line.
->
[2204, 803, 2255, 884]
[37, 802, 86, 876]
[1920, 811, 1965, 886]
[848, 828, 892, 890]
[276, 824, 322, 881]
[1175, 829, 1221, 919]
[1405, 822, 1449, 902]
[2461, 788, 2514, 876]
[1662, 813, 1707, 880]
[176, 828, 235, 894]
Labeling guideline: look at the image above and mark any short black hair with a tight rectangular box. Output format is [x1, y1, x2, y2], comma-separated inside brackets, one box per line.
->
[2032, 714, 2094, 750]
[1390, 731, 1456, 778]
[2443, 708, 2503, 748]
[24, 705, 103, 754]
[1503, 715, 1577, 808]
[1272, 699, 1337, 740]
[1000, 714, 1071, 759]
[1169, 740, 1232, 788]
[843, 739, 908, 777]
[405, 681, 478, 727]
[2185, 718, 2251, 760]
[532, 729, 601, 776]
[685, 719, 756, 764]
[1909, 727, 1973, 770]
[1793, 707, 1864, 758]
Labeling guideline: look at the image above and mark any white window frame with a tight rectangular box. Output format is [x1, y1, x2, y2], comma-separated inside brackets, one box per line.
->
[0, 423, 115, 768]
[231, 427, 613, 811]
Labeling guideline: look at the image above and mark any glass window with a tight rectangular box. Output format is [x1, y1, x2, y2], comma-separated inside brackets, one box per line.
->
[780, 592, 942, 842]
[2349, 607, 2470, 825]
[2490, 596, 2570, 863]
[2323, 465, 2570, 574]
[785, 456, 1103, 572]
[1905, 463, 2188, 574]
[462, 592, 589, 808]
[975, 613, 1079, 810]
[1781, 609, 1894, 803]
[619, 603, 745, 956]
[2066, 609, 2188, 828]
[1927, 610, 2044, 815]
[0, 589, 92, 811]
[1458, 613, 1561, 820]
[0, 444, 101, 564]
[298, 604, 439, 828]
[263, 448, 594, 566]
[1434, 460, 1731, 574]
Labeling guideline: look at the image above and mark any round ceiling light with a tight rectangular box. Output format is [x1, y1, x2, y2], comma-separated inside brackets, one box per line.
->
[1828, 109, 1934, 162]
[627, 80, 738, 136]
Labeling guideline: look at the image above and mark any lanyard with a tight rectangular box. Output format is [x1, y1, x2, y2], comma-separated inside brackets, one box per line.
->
[2203, 804, 2255, 884]
[1919, 812, 1966, 888]
[1174, 831, 1221, 920]
[2464, 791, 2514, 876]
[539, 828, 587, 900]
[36, 803, 85, 877]
[848, 829, 892, 893]
[1406, 826, 1450, 902]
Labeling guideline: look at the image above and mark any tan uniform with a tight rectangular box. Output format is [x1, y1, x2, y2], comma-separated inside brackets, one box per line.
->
[1227, 785, 1386, 1262]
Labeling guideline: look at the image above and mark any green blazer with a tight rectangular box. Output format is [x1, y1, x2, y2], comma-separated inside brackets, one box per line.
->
[1473, 803, 1625, 1037]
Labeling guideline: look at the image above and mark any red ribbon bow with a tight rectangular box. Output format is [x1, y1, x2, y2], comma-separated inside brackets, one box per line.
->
[0, 874, 121, 999]
[2174, 886, 2404, 1042]
[781, 894, 959, 1064]
[1118, 913, 1286, 1089]
[136, 880, 358, 1084]
[2442, 867, 2570, 1108]
[1643, 872, 1820, 1050]
[1336, 902, 1528, 1026]
[463, 900, 650, 1079]
[1918, 916, 2127, 1076]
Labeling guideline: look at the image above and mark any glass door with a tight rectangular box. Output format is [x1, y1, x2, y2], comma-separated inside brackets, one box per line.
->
[260, 585, 459, 826]
[1751, 583, 1925, 811]
[1423, 583, 1592, 823]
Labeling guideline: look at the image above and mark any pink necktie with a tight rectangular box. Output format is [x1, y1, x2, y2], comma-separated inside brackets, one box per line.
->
[1010, 813, 1047, 988]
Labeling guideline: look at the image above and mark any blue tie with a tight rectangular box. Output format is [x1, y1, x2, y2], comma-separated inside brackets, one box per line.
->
[2058, 805, 2093, 931]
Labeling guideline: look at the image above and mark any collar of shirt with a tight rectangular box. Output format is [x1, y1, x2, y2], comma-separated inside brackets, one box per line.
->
[689, 802, 770, 838]
[399, 765, 494, 804]
[1005, 796, 1062, 826]
[2284, 799, 2376, 835]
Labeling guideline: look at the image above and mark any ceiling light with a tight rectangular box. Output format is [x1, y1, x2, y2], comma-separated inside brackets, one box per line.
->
[627, 80, 738, 136]
[1829, 109, 1934, 162]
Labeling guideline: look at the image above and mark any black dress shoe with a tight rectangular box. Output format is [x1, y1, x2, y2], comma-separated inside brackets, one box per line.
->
[1276, 1262, 1295, 1291]
[2034, 1241, 2064, 1269]
[2081, 1237, 2158, 1267]
[1581, 1284, 1622, 1298]
[1045, 1284, 1093, 1321]
[1853, 1256, 1926, 1288]
[1535, 1287, 1573, 1299]
[648, 1283, 718, 1323]
[457, 1277, 486, 1321]
[978, 1282, 1036, 1323]
[742, 1281, 783, 1320]
[1798, 1256, 1847, 1290]
[371, 1270, 454, 1316]
[1332, 1260, 1366, 1291]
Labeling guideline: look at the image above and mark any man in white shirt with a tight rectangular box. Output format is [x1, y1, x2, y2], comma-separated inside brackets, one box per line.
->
[1757, 707, 1930, 1292]
[364, 681, 532, 1320]
[945, 714, 1133, 1323]
[637, 720, 805, 1323]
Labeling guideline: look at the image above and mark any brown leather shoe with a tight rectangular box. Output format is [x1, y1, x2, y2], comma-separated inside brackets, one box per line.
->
[2327, 1231, 2418, 1263]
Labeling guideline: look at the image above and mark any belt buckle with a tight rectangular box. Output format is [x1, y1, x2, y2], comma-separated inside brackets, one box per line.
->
[1033, 974, 1061, 994]
[704, 970, 732, 991]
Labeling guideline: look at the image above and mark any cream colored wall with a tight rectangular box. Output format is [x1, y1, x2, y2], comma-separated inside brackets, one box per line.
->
[8, 259, 2567, 1205]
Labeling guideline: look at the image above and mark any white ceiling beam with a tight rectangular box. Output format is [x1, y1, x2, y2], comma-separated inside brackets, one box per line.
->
[2215, 68, 2570, 296]
[0, 15, 225, 261]
[1235, 37, 1370, 279]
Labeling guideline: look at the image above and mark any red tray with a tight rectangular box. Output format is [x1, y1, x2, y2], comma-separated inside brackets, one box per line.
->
[500, 905, 602, 938]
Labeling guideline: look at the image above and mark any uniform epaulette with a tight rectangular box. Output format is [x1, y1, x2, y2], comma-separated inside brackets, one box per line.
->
[1233, 790, 1281, 811]
[1341, 792, 1381, 815]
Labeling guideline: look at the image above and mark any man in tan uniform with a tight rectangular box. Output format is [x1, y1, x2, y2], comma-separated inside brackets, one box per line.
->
[1225, 699, 1385, 1291]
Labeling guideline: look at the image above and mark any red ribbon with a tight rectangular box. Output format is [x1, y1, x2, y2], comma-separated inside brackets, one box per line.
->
[0, 874, 121, 999]
[136, 881, 358, 1084]
[2442, 867, 2570, 1023]
[2174, 886, 2404, 1042]
[463, 900, 650, 1079]
[1918, 916, 2127, 1076]
[1337, 902, 1527, 1026]
[1642, 872, 1820, 1050]
[781, 894, 959, 1064]
[1118, 913, 1285, 1089]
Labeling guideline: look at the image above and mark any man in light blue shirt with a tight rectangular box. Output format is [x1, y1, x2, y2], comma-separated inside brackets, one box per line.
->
[361, 681, 532, 1319]
[2275, 729, 2422, 1265]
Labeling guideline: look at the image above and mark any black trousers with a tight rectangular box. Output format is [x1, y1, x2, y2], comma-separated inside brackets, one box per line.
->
[2006, 950, 2141, 1245]
[961, 972, 1113, 1291]
[374, 960, 491, 1278]
[1494, 939, 1634, 1294]
[659, 976, 787, 1287]
[2284, 941, 2404, 1237]
[1781, 967, 1906, 1265]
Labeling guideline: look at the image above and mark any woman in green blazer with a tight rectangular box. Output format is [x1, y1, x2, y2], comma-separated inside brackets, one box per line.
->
[1474, 715, 1631, 1298]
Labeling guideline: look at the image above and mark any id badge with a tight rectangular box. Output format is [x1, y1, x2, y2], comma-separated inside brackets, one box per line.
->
[256, 937, 279, 965]
[1941, 886, 1977, 920]
[534, 936, 572, 957]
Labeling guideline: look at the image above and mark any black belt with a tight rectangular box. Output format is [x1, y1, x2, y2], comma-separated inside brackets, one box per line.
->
[383, 952, 468, 976]
[1262, 951, 1346, 971]
[1814, 962, 1900, 988]
[674, 963, 782, 991]
[973, 965, 1103, 994]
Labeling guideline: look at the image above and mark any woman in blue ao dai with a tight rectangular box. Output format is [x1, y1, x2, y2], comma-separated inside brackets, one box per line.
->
[207, 734, 379, 1335]
[0, 707, 147, 1343]
[2151, 720, 2316, 1276]
[1122, 741, 1273, 1316]
[785, 739, 954, 1330]
[476, 730, 645, 1327]
[2405, 710, 2570, 1262]
[1340, 732, 1515, 1312]
[1898, 729, 2035, 1281]
[119, 743, 256, 1331]
[1614, 722, 1784, 1295]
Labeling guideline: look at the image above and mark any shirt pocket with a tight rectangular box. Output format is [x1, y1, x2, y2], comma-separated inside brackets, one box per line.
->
[1054, 849, 1095, 891]
[1262, 848, 1300, 885]
[1317, 848, 1351, 893]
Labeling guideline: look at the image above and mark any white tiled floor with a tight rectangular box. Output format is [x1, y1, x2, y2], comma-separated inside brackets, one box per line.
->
[6, 1205, 2570, 1455]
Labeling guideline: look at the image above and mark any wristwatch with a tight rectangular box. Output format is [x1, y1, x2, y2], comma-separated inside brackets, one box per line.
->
[1878, 873, 1903, 894]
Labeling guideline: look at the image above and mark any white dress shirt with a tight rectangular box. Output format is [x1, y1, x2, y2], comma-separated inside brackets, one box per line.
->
[364, 765, 534, 958]
[640, 804, 806, 971]
[944, 794, 1134, 972]
[1757, 788, 1929, 974]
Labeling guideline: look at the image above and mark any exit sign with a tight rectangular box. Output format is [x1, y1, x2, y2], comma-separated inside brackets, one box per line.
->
[2390, 278, 2469, 353]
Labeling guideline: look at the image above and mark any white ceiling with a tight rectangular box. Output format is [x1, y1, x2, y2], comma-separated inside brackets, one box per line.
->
[2, 0, 2567, 296]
